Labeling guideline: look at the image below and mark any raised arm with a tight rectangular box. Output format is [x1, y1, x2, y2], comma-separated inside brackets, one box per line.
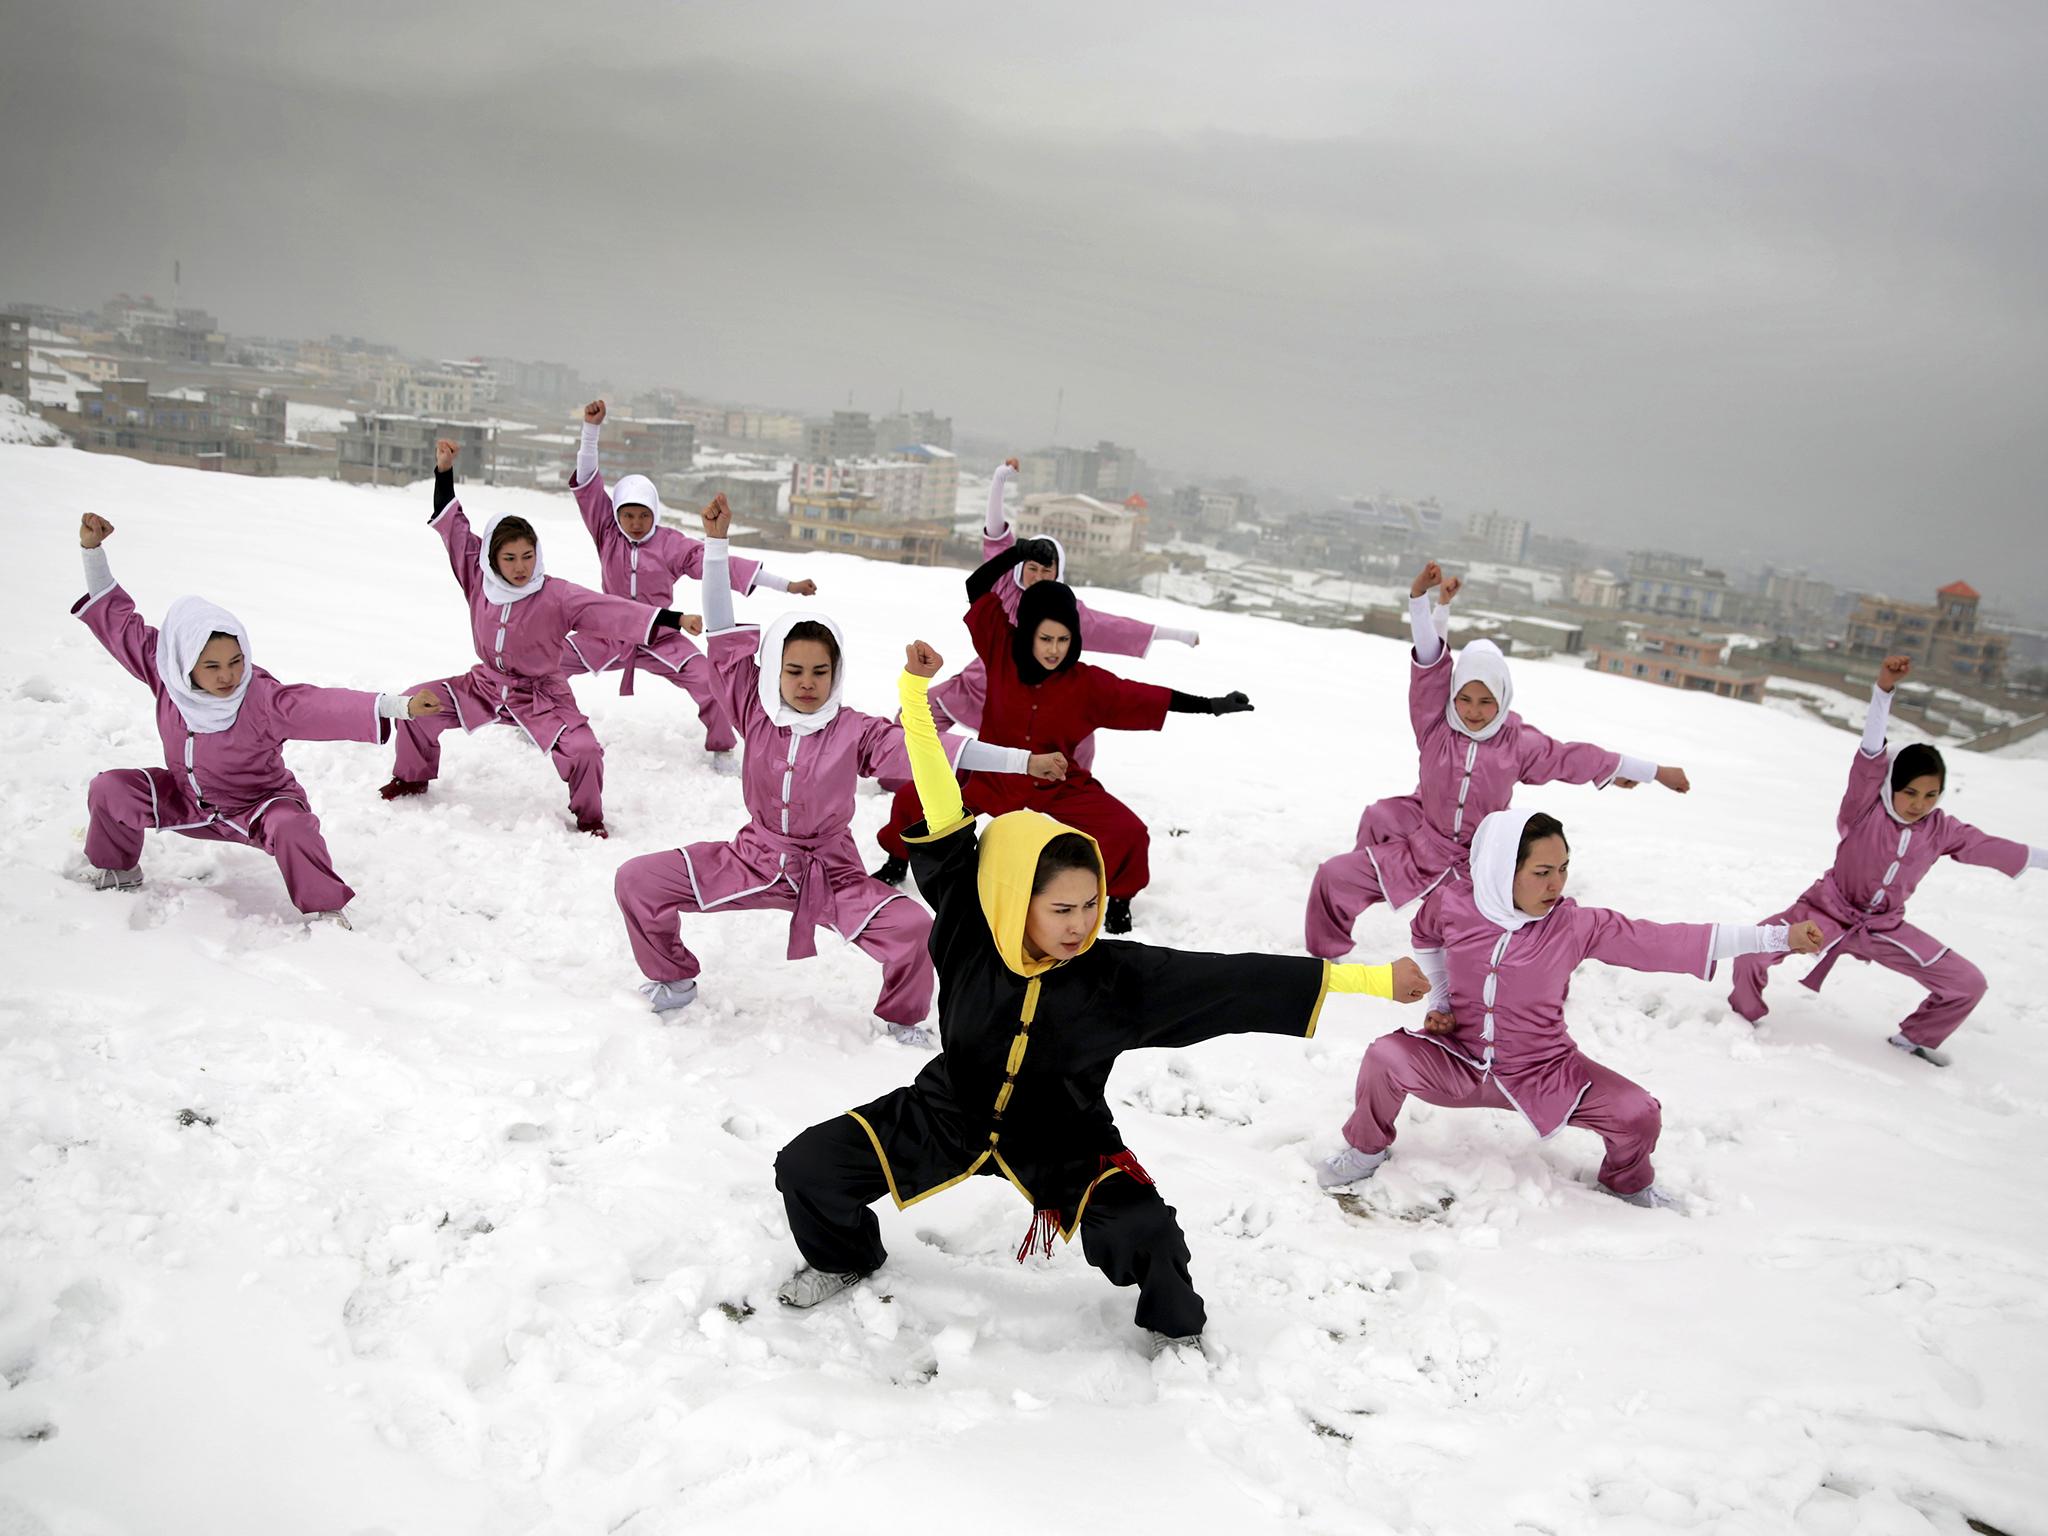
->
[1408, 561, 1449, 667]
[568, 399, 615, 543]
[898, 643, 968, 833]
[895, 646, 991, 963]
[71, 515, 158, 688]
[983, 458, 1019, 558]
[966, 542, 1033, 604]
[429, 440, 483, 597]
[1840, 657, 1908, 831]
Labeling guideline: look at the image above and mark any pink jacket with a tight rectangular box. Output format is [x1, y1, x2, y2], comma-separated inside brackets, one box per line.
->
[1412, 880, 1719, 1136]
[74, 583, 386, 832]
[1360, 648, 1624, 907]
[1797, 738, 2029, 984]
[429, 496, 661, 750]
[694, 627, 969, 957]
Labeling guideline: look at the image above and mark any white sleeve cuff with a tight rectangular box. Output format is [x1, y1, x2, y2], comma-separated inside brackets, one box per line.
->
[753, 569, 791, 592]
[82, 545, 115, 596]
[1153, 625, 1198, 647]
[376, 693, 412, 720]
[1615, 754, 1659, 784]
[1712, 924, 1789, 961]
[1860, 685, 1893, 757]
[1413, 946, 1451, 1012]
[704, 537, 729, 560]
[2028, 846, 2048, 871]
[1408, 595, 1444, 664]
[575, 421, 601, 481]
[955, 739, 1030, 775]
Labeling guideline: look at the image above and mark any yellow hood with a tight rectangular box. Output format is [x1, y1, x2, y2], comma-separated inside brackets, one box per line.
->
[976, 810, 1105, 976]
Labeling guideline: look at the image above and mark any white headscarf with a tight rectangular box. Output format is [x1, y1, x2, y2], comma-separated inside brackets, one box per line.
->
[1469, 807, 1552, 933]
[756, 609, 847, 736]
[155, 596, 253, 733]
[610, 474, 663, 546]
[1447, 639, 1514, 742]
[478, 511, 547, 607]
[1004, 534, 1068, 598]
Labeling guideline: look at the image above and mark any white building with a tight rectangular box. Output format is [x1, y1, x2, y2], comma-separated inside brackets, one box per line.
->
[790, 457, 928, 522]
[1015, 493, 1146, 560]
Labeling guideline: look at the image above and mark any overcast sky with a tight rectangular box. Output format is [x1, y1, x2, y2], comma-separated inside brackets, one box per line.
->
[4, 2, 2044, 613]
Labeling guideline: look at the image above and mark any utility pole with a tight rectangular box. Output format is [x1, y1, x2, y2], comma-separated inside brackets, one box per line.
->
[1052, 386, 1063, 444]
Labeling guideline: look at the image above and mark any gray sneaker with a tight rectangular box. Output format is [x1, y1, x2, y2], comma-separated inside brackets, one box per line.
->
[1316, 1144, 1391, 1189]
[1889, 1033, 1950, 1068]
[887, 1021, 937, 1050]
[1603, 1181, 1685, 1211]
[639, 979, 699, 1014]
[777, 1266, 864, 1309]
[92, 866, 143, 892]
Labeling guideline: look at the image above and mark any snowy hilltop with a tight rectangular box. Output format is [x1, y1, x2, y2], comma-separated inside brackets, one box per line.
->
[2, 443, 2045, 1536]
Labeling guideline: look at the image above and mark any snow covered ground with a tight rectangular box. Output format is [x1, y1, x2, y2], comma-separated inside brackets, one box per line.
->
[3, 444, 2046, 1536]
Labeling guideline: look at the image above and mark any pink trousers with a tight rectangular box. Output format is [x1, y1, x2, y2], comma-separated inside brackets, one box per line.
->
[1341, 1030, 1662, 1196]
[392, 681, 606, 825]
[87, 767, 353, 914]
[613, 848, 936, 1025]
[1729, 897, 1987, 1050]
[565, 634, 738, 754]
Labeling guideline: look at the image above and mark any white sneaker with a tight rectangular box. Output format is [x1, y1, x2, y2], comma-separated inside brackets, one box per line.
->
[887, 1021, 937, 1050]
[1889, 1033, 1950, 1067]
[1316, 1144, 1391, 1189]
[313, 909, 353, 930]
[777, 1266, 864, 1309]
[1603, 1181, 1685, 1211]
[709, 750, 741, 777]
[92, 866, 143, 892]
[1146, 1331, 1205, 1362]
[639, 978, 699, 1014]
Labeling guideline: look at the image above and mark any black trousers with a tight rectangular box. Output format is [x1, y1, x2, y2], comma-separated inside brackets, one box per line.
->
[774, 1112, 1208, 1338]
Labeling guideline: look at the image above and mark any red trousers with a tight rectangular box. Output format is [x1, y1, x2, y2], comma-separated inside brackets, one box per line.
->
[877, 772, 1152, 898]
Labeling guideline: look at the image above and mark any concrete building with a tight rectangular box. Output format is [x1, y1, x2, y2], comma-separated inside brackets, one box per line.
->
[873, 409, 953, 452]
[672, 469, 786, 528]
[0, 311, 26, 403]
[893, 445, 958, 525]
[1846, 581, 2007, 685]
[437, 359, 498, 405]
[1015, 492, 1147, 561]
[206, 385, 288, 444]
[339, 414, 491, 485]
[791, 457, 929, 522]
[1621, 550, 1733, 622]
[1465, 508, 1532, 563]
[788, 487, 947, 564]
[485, 356, 582, 406]
[1589, 631, 1763, 703]
[804, 411, 875, 461]
[725, 410, 806, 449]
[609, 418, 696, 480]
[1018, 440, 1143, 500]
[1570, 568, 1627, 609]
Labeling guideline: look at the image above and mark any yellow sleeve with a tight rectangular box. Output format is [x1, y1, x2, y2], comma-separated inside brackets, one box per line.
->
[1328, 962, 1394, 1000]
[898, 670, 966, 831]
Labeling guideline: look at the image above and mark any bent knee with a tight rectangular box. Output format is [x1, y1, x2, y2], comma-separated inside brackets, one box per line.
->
[1944, 956, 1988, 1003]
[1619, 1093, 1662, 1141]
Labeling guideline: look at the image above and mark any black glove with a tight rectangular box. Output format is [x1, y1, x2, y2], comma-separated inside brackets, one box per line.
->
[1167, 690, 1254, 715]
[1210, 690, 1253, 714]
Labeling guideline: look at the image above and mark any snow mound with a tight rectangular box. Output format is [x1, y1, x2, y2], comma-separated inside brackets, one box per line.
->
[2, 445, 2044, 1534]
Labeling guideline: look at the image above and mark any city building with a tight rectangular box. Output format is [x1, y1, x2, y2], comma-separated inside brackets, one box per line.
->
[790, 457, 928, 521]
[1621, 550, 1733, 622]
[1588, 631, 1763, 703]
[41, 377, 290, 471]
[1465, 508, 1531, 563]
[893, 444, 958, 525]
[804, 411, 875, 461]
[787, 487, 947, 564]
[0, 311, 26, 402]
[873, 409, 953, 452]
[1018, 440, 1143, 500]
[484, 356, 582, 406]
[206, 384, 288, 444]
[608, 418, 696, 479]
[1014, 492, 1146, 562]
[672, 469, 786, 527]
[1845, 581, 2007, 685]
[1569, 568, 1626, 609]
[724, 409, 806, 449]
[338, 414, 492, 485]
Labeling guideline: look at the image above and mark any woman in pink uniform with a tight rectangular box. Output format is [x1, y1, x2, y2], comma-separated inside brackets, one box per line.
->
[73, 513, 438, 923]
[1318, 807, 1823, 1208]
[869, 457, 1200, 883]
[379, 440, 704, 837]
[1305, 560, 1690, 959]
[611, 497, 1053, 1042]
[562, 399, 815, 767]
[1730, 654, 2043, 1066]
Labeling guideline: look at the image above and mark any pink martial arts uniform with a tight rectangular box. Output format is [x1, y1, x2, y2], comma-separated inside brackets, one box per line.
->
[1730, 688, 2035, 1050]
[898, 463, 1187, 786]
[75, 579, 389, 914]
[392, 491, 664, 827]
[1306, 608, 1653, 958]
[613, 609, 975, 1025]
[560, 460, 771, 752]
[1342, 810, 1757, 1197]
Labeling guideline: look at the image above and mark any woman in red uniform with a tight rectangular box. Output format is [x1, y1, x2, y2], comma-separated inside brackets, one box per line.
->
[876, 543, 1251, 932]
